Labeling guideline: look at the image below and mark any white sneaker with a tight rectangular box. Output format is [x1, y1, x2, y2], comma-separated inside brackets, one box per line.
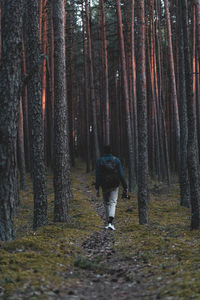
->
[108, 223, 116, 230]
[105, 224, 110, 229]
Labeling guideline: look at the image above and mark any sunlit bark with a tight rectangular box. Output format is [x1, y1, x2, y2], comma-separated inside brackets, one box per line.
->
[26, 0, 48, 229]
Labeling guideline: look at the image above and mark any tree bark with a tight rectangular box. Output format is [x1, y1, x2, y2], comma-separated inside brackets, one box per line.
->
[181, 0, 200, 229]
[85, 0, 100, 161]
[0, 3, 2, 60]
[178, 0, 190, 208]
[100, 0, 110, 145]
[53, 0, 72, 222]
[136, 0, 149, 224]
[0, 0, 24, 240]
[18, 97, 26, 191]
[117, 0, 135, 192]
[131, 0, 138, 180]
[164, 0, 180, 171]
[82, 3, 91, 172]
[25, 0, 48, 229]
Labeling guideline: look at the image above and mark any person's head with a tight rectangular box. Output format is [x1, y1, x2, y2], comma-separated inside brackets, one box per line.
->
[103, 144, 112, 155]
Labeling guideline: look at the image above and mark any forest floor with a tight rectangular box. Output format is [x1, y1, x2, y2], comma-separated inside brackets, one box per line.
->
[0, 161, 200, 299]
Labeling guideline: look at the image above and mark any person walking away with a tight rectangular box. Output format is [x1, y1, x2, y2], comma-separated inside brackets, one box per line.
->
[95, 145, 128, 230]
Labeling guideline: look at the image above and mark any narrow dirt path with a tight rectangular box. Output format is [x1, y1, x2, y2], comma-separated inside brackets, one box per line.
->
[59, 172, 165, 300]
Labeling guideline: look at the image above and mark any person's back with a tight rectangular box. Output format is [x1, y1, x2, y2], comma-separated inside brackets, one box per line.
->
[95, 145, 128, 230]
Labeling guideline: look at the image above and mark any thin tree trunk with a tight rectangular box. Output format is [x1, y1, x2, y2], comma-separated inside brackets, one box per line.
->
[18, 97, 26, 191]
[164, 0, 180, 171]
[42, 0, 47, 122]
[67, 0, 76, 167]
[178, 0, 190, 208]
[117, 0, 135, 192]
[136, 0, 148, 224]
[100, 0, 110, 145]
[85, 0, 100, 161]
[22, 37, 31, 172]
[82, 3, 90, 172]
[131, 0, 138, 180]
[0, 4, 2, 60]
[53, 0, 72, 222]
[26, 0, 48, 229]
[0, 0, 24, 240]
[181, 0, 200, 229]
[195, 1, 200, 154]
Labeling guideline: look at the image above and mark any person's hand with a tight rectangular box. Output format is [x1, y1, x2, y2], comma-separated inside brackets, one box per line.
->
[96, 189, 100, 197]
[122, 188, 130, 199]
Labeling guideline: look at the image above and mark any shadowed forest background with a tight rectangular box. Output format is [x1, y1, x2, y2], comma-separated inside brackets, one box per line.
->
[0, 0, 200, 299]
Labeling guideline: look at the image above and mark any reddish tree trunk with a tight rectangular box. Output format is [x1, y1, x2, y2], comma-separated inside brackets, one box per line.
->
[131, 0, 138, 179]
[178, 0, 190, 208]
[117, 0, 135, 192]
[164, 0, 180, 170]
[42, 0, 47, 122]
[26, 0, 48, 229]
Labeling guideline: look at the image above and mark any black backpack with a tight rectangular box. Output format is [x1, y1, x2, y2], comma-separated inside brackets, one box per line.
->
[100, 157, 120, 189]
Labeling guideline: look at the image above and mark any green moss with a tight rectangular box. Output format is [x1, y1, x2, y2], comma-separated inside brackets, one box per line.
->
[74, 256, 104, 271]
[0, 165, 102, 299]
[2, 162, 200, 299]
[114, 183, 200, 299]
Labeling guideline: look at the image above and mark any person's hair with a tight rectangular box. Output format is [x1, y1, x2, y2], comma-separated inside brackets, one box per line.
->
[103, 144, 112, 154]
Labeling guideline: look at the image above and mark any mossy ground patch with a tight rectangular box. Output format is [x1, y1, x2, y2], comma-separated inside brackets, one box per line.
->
[0, 163, 200, 299]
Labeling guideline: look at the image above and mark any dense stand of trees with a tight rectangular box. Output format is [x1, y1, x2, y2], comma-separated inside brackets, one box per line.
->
[0, 0, 200, 240]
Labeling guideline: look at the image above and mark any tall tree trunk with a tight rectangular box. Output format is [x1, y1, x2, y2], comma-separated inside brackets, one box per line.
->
[178, 0, 190, 208]
[0, 3, 2, 60]
[82, 3, 90, 172]
[22, 38, 31, 172]
[85, 0, 100, 161]
[0, 0, 24, 240]
[100, 0, 110, 145]
[66, 0, 76, 167]
[26, 0, 48, 229]
[181, 0, 200, 229]
[131, 0, 138, 180]
[116, 0, 135, 192]
[136, 0, 149, 224]
[194, 0, 200, 154]
[18, 97, 26, 191]
[164, 0, 180, 171]
[53, 0, 72, 222]
[42, 0, 47, 122]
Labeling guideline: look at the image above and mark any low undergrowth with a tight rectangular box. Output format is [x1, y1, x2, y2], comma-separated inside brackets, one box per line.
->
[0, 162, 200, 299]
[0, 168, 102, 299]
[115, 183, 200, 299]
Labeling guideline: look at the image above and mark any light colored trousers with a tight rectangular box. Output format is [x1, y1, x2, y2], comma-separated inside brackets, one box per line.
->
[102, 187, 119, 221]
